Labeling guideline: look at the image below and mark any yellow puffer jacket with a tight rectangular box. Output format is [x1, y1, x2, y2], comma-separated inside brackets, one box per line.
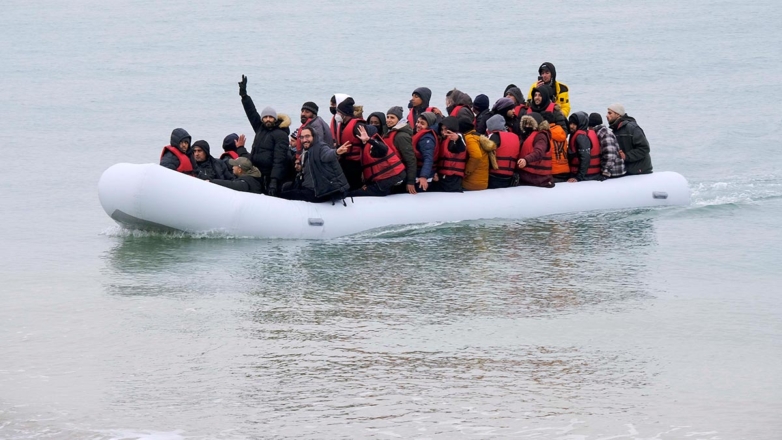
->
[528, 81, 570, 117]
[462, 131, 489, 191]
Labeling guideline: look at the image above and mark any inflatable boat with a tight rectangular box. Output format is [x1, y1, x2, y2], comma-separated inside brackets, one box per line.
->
[98, 163, 690, 239]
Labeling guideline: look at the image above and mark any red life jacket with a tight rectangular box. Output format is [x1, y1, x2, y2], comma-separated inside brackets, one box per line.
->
[514, 105, 526, 117]
[489, 131, 521, 177]
[160, 145, 193, 174]
[295, 118, 312, 158]
[519, 131, 552, 176]
[383, 130, 398, 151]
[568, 129, 601, 176]
[411, 128, 439, 171]
[449, 105, 466, 117]
[336, 118, 364, 162]
[361, 134, 406, 183]
[527, 102, 555, 114]
[437, 137, 467, 178]
[220, 151, 239, 161]
[407, 106, 434, 127]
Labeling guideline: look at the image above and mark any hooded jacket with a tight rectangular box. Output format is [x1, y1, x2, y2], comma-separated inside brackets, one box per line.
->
[447, 88, 475, 121]
[568, 111, 595, 181]
[301, 132, 350, 198]
[160, 128, 196, 173]
[409, 87, 433, 126]
[193, 141, 234, 181]
[462, 130, 495, 191]
[491, 98, 522, 136]
[528, 62, 571, 116]
[241, 94, 293, 185]
[529, 86, 568, 133]
[609, 115, 653, 175]
[504, 86, 525, 107]
[220, 133, 251, 163]
[384, 121, 417, 185]
[367, 112, 388, 136]
[518, 115, 554, 188]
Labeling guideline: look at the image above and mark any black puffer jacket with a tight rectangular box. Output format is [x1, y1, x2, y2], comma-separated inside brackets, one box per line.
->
[609, 115, 653, 175]
[568, 111, 594, 181]
[474, 109, 492, 135]
[192, 141, 234, 181]
[160, 128, 196, 172]
[242, 95, 292, 183]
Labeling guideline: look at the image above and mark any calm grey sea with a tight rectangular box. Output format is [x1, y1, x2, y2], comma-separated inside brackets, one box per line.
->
[1, 1, 781, 439]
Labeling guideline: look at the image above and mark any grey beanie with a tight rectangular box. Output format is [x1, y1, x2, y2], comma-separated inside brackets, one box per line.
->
[419, 111, 437, 128]
[387, 106, 404, 120]
[261, 106, 277, 119]
[608, 103, 626, 116]
[486, 114, 507, 132]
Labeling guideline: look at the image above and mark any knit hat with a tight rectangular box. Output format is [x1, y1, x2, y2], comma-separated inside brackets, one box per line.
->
[492, 97, 515, 114]
[588, 112, 603, 127]
[222, 133, 238, 151]
[473, 94, 490, 112]
[301, 101, 319, 115]
[261, 106, 277, 119]
[228, 157, 253, 172]
[387, 106, 404, 120]
[486, 114, 506, 132]
[528, 112, 544, 126]
[337, 97, 355, 116]
[192, 140, 210, 155]
[441, 116, 460, 133]
[540, 111, 556, 124]
[457, 117, 475, 133]
[419, 111, 437, 128]
[608, 103, 626, 116]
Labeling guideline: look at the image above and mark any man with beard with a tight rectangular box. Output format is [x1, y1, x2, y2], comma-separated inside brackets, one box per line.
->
[528, 86, 568, 133]
[606, 104, 653, 175]
[528, 62, 571, 117]
[280, 127, 350, 202]
[211, 157, 263, 194]
[238, 75, 291, 196]
[295, 101, 333, 160]
[192, 140, 234, 181]
[160, 128, 196, 174]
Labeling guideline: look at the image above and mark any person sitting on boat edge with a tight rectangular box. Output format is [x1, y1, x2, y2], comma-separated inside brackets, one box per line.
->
[160, 128, 196, 175]
[334, 97, 367, 191]
[192, 140, 234, 181]
[430, 116, 466, 193]
[567, 111, 601, 182]
[384, 106, 418, 194]
[347, 125, 407, 197]
[606, 104, 653, 175]
[462, 117, 494, 191]
[238, 75, 292, 197]
[472, 94, 491, 135]
[220, 133, 250, 164]
[588, 113, 626, 180]
[517, 113, 555, 188]
[407, 87, 435, 127]
[529, 62, 570, 117]
[211, 157, 263, 194]
[486, 114, 520, 189]
[411, 112, 439, 193]
[295, 101, 333, 161]
[280, 126, 350, 203]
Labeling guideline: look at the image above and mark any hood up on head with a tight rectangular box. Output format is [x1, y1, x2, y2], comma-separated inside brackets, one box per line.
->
[412, 87, 432, 107]
[529, 86, 553, 112]
[449, 88, 473, 108]
[170, 128, 191, 148]
[367, 111, 387, 135]
[568, 111, 590, 131]
[538, 62, 557, 83]
[277, 113, 291, 129]
[192, 139, 210, 156]
[333, 93, 350, 106]
[504, 86, 524, 105]
[521, 113, 548, 132]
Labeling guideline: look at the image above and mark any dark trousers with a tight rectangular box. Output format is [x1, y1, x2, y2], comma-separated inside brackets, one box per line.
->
[430, 175, 463, 192]
[348, 172, 406, 198]
[340, 159, 364, 191]
[488, 174, 513, 189]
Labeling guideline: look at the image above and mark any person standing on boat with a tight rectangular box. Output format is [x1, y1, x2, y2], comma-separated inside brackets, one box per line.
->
[486, 115, 520, 189]
[528, 62, 571, 117]
[472, 94, 492, 135]
[219, 133, 250, 164]
[211, 157, 263, 194]
[384, 106, 418, 194]
[588, 113, 626, 180]
[407, 87, 435, 127]
[517, 113, 555, 188]
[280, 126, 350, 202]
[567, 111, 601, 182]
[192, 140, 234, 181]
[334, 97, 367, 191]
[411, 112, 439, 193]
[295, 101, 333, 160]
[160, 128, 196, 175]
[237, 75, 291, 197]
[606, 104, 653, 175]
[347, 125, 407, 197]
[431, 116, 466, 192]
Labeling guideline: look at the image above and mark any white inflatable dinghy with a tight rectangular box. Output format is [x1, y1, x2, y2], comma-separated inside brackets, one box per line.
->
[98, 163, 690, 239]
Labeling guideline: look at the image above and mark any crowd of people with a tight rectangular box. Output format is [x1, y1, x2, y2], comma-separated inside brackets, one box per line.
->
[159, 62, 654, 203]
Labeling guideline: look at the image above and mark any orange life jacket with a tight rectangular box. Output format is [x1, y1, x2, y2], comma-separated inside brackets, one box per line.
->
[519, 131, 552, 176]
[549, 124, 569, 175]
[489, 131, 520, 177]
[160, 146, 193, 174]
[568, 129, 601, 176]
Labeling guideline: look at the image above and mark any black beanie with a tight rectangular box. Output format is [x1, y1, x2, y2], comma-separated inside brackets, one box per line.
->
[222, 133, 238, 151]
[337, 97, 355, 116]
[588, 112, 603, 127]
[540, 112, 556, 124]
[192, 139, 210, 156]
[441, 116, 460, 133]
[457, 117, 475, 133]
[302, 101, 319, 115]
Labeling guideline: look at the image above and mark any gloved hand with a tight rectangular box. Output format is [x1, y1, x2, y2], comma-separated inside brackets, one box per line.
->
[238, 75, 247, 98]
[596, 174, 607, 182]
[268, 179, 278, 197]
